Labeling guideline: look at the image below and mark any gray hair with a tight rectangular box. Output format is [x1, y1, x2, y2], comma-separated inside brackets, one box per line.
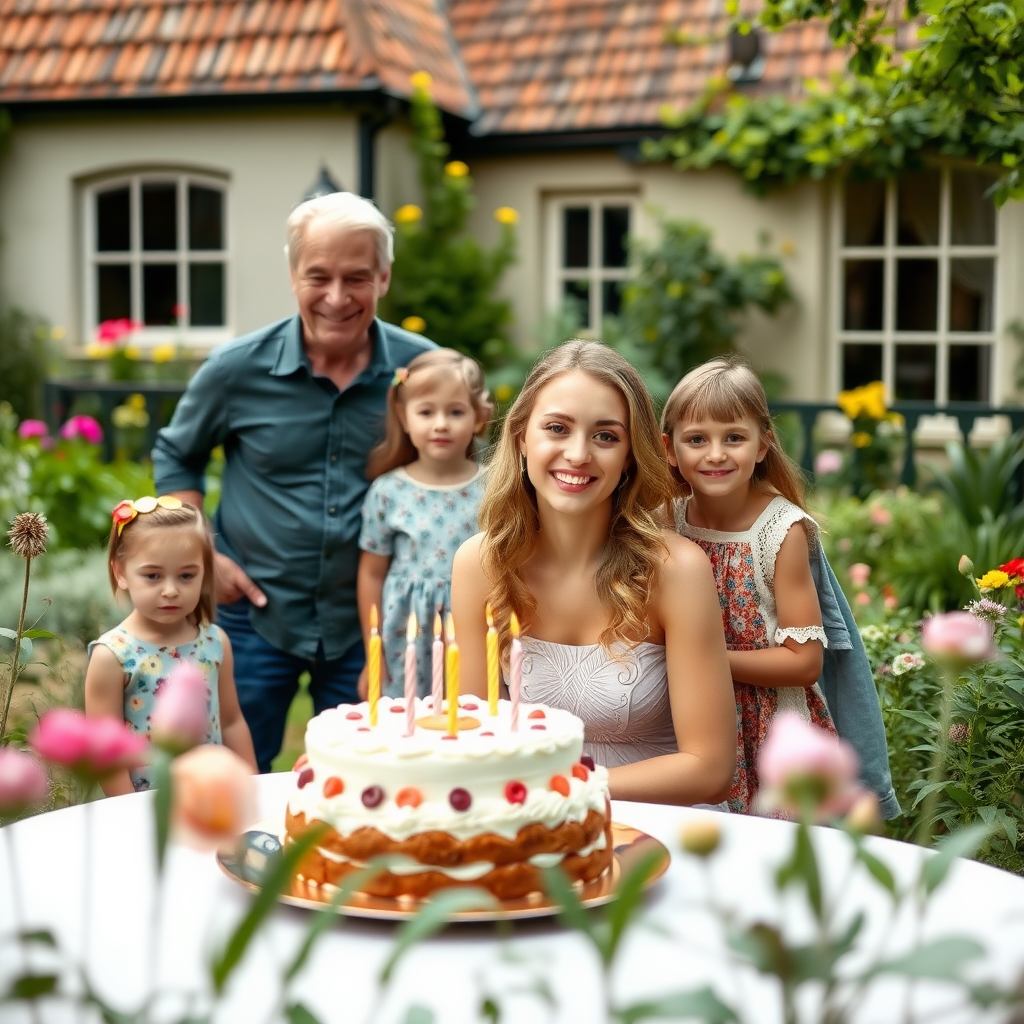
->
[285, 192, 395, 270]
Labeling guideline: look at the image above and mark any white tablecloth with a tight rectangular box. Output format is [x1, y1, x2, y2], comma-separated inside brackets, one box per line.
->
[2, 772, 1024, 1023]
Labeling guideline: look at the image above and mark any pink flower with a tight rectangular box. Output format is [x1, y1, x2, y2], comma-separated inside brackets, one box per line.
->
[849, 562, 871, 588]
[758, 712, 861, 819]
[17, 420, 49, 440]
[814, 449, 843, 476]
[884, 595, 898, 610]
[855, 592, 871, 606]
[29, 709, 149, 782]
[869, 506, 893, 527]
[171, 745, 257, 851]
[96, 318, 141, 343]
[151, 661, 209, 755]
[0, 748, 49, 815]
[921, 611, 997, 666]
[60, 415, 104, 445]
[837, 538, 852, 553]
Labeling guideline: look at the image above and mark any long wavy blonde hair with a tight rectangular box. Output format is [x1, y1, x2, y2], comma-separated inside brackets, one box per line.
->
[480, 340, 675, 663]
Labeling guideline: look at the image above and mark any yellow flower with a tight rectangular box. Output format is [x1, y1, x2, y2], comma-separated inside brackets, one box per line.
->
[152, 344, 177, 364]
[837, 389, 863, 420]
[86, 343, 114, 359]
[862, 381, 887, 420]
[50, 325, 66, 341]
[127, 393, 147, 411]
[850, 431, 873, 448]
[410, 71, 432, 93]
[123, 345, 141, 360]
[444, 161, 469, 178]
[493, 206, 519, 225]
[976, 570, 1012, 591]
[394, 204, 423, 224]
[401, 315, 426, 333]
[666, 281, 685, 298]
[494, 384, 514, 403]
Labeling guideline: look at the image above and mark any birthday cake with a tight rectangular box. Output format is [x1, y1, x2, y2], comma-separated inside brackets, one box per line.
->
[284, 695, 612, 900]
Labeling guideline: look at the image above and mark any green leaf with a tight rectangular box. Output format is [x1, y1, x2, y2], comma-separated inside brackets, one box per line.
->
[210, 824, 329, 993]
[894, 709, 940, 729]
[853, 843, 897, 895]
[618, 986, 739, 1023]
[379, 888, 497, 985]
[21, 630, 57, 640]
[604, 846, 668, 965]
[727, 922, 791, 978]
[775, 823, 822, 916]
[921, 822, 993, 895]
[150, 750, 173, 876]
[286, 1004, 325, 1024]
[6, 974, 59, 999]
[398, 1006, 435, 1024]
[868, 937, 985, 979]
[541, 866, 595, 940]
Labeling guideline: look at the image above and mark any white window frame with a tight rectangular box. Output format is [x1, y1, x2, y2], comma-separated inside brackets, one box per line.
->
[833, 165, 1001, 405]
[83, 171, 231, 348]
[544, 194, 639, 332]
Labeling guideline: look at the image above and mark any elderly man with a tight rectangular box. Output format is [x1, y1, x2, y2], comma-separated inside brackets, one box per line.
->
[153, 192, 435, 772]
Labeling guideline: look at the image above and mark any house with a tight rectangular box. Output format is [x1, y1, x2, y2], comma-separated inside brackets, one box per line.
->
[0, 0, 1021, 415]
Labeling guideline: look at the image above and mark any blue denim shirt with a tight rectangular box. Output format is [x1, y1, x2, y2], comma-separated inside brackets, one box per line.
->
[152, 315, 435, 660]
[809, 539, 901, 819]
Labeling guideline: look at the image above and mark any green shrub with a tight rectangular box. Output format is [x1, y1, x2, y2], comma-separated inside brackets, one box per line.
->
[0, 307, 50, 420]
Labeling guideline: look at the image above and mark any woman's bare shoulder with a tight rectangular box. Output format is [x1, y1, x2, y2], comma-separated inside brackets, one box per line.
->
[658, 528, 712, 573]
[453, 531, 487, 579]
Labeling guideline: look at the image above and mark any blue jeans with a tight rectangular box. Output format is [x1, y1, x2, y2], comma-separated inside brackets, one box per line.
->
[217, 600, 365, 773]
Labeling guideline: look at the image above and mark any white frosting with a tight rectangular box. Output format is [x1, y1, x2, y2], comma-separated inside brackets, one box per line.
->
[288, 696, 610, 845]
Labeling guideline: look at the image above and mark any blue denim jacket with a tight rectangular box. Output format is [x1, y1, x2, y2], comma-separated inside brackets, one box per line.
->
[809, 540, 901, 819]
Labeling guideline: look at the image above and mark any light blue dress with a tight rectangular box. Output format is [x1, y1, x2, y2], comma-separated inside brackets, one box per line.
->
[87, 623, 224, 791]
[359, 465, 487, 697]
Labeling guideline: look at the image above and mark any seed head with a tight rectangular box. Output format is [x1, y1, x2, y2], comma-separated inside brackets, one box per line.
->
[8, 512, 49, 559]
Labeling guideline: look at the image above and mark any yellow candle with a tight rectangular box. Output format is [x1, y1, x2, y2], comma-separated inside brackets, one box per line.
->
[446, 613, 459, 736]
[485, 603, 499, 717]
[368, 604, 381, 727]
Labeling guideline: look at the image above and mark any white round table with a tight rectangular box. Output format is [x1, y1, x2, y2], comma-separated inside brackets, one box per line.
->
[2, 772, 1023, 1023]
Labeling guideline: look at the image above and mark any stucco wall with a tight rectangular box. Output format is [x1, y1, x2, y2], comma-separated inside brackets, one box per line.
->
[0, 104, 361, 347]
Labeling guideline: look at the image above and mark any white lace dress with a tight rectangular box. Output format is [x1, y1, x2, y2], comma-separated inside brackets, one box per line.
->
[674, 494, 836, 813]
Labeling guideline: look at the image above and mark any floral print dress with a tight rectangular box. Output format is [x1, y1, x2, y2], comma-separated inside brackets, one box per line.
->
[359, 466, 487, 697]
[674, 495, 836, 814]
[87, 623, 224, 791]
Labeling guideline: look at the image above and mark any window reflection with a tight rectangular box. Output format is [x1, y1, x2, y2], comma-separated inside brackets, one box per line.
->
[563, 208, 590, 268]
[895, 345, 936, 400]
[844, 179, 886, 246]
[948, 345, 991, 402]
[897, 170, 940, 246]
[949, 258, 994, 332]
[895, 260, 938, 331]
[842, 343, 883, 390]
[843, 260, 884, 330]
[951, 170, 996, 246]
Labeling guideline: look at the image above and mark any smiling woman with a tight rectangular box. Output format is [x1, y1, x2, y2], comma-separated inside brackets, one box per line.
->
[451, 340, 737, 808]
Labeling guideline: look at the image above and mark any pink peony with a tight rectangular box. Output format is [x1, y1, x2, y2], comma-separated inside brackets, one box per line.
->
[869, 506, 893, 527]
[921, 611, 997, 666]
[17, 420, 49, 440]
[29, 709, 149, 782]
[151, 661, 210, 755]
[848, 562, 871, 588]
[96, 318, 142, 343]
[758, 712, 861, 819]
[814, 449, 843, 476]
[171, 745, 257, 851]
[0, 748, 49, 815]
[60, 415, 104, 445]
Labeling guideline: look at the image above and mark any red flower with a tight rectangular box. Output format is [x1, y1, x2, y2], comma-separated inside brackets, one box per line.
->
[111, 500, 137, 533]
[999, 558, 1024, 580]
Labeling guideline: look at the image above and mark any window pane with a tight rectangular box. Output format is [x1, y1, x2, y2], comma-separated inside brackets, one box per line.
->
[948, 345, 991, 402]
[189, 185, 224, 251]
[895, 259, 938, 331]
[949, 258, 994, 332]
[563, 208, 590, 268]
[563, 279, 590, 328]
[601, 280, 624, 318]
[96, 187, 130, 252]
[601, 206, 630, 268]
[142, 183, 177, 251]
[895, 344, 936, 401]
[951, 170, 996, 246]
[896, 170, 940, 246]
[842, 343, 883, 390]
[143, 264, 178, 325]
[97, 264, 131, 321]
[189, 263, 225, 326]
[843, 260, 884, 330]
[843, 179, 885, 246]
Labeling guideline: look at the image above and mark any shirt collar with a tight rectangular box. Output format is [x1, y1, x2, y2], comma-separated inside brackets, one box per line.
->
[270, 316, 393, 379]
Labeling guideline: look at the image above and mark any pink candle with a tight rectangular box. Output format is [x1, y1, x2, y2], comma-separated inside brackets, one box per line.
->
[405, 612, 418, 736]
[432, 612, 444, 717]
[509, 612, 523, 731]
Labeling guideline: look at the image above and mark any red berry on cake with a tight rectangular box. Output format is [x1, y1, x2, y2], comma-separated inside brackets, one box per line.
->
[345, 711, 362, 720]
[505, 781, 527, 804]
[293, 753, 308, 772]
[528, 709, 546, 719]
[449, 787, 472, 811]
[571, 763, 589, 781]
[323, 776, 344, 798]
[549, 775, 570, 796]
[580, 755, 596, 771]
[297, 767, 314, 789]
[396, 786, 423, 808]
[361, 785, 384, 808]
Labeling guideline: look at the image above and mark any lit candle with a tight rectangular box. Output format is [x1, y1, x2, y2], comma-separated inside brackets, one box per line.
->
[405, 611, 418, 737]
[510, 612, 523, 731]
[432, 612, 444, 717]
[446, 613, 459, 737]
[485, 603, 499, 717]
[368, 604, 381, 727]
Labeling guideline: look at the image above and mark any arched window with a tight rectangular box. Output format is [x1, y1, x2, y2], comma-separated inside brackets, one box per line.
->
[84, 172, 229, 344]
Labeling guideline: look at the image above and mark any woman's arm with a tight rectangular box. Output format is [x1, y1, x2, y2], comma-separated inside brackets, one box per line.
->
[356, 550, 392, 699]
[727, 523, 824, 689]
[217, 635, 257, 771]
[450, 534, 493, 699]
[608, 534, 737, 806]
[83, 645, 135, 797]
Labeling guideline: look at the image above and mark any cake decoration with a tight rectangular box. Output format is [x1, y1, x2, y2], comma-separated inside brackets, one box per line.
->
[449, 787, 472, 811]
[361, 785, 384, 808]
[505, 781, 527, 804]
[323, 776, 344, 798]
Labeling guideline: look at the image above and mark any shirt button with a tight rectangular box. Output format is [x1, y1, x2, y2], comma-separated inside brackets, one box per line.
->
[330, 453, 338, 462]
[328, 506, 337, 516]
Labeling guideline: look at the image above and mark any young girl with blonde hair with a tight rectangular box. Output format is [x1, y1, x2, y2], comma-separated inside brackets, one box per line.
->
[661, 356, 897, 817]
[85, 497, 256, 795]
[358, 348, 493, 697]
[452, 340, 736, 807]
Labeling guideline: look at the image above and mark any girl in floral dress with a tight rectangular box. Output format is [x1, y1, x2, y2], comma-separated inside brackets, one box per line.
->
[661, 357, 836, 814]
[358, 349, 493, 697]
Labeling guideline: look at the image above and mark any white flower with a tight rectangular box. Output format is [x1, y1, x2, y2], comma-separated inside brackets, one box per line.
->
[891, 652, 925, 676]
[860, 625, 884, 641]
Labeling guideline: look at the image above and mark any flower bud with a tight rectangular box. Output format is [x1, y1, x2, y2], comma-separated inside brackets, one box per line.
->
[171, 745, 257, 852]
[921, 611, 997, 667]
[680, 818, 722, 858]
[844, 790, 881, 834]
[0, 748, 49, 815]
[151, 661, 209, 755]
[958, 554, 975, 578]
